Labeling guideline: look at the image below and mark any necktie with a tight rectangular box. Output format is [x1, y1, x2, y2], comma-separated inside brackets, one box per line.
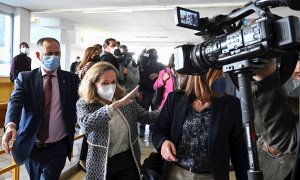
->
[38, 74, 52, 142]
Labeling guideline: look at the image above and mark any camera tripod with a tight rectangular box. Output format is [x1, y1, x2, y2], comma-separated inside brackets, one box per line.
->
[224, 59, 264, 180]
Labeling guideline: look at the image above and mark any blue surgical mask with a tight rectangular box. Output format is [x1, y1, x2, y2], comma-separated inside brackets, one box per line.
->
[42, 55, 60, 71]
[211, 77, 226, 96]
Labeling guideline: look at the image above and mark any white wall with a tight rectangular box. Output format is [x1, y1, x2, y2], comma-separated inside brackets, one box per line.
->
[13, 7, 31, 56]
[30, 18, 75, 71]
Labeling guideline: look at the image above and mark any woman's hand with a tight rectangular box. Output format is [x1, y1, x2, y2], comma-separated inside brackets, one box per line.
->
[111, 85, 139, 110]
[162, 72, 170, 82]
[161, 140, 177, 162]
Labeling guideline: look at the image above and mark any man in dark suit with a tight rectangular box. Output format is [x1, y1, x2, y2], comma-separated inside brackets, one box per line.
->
[100, 38, 119, 71]
[1, 37, 80, 180]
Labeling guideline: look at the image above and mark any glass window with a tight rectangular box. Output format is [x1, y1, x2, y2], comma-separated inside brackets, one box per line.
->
[0, 13, 12, 77]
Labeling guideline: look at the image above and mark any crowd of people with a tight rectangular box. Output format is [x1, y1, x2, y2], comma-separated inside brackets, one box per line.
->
[1, 36, 299, 180]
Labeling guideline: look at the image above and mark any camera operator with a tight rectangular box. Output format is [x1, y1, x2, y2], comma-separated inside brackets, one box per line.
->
[196, 12, 299, 179]
[119, 45, 140, 92]
[249, 52, 299, 180]
[137, 48, 164, 138]
[172, 1, 300, 179]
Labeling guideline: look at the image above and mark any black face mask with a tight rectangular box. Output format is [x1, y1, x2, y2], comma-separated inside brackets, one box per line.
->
[149, 54, 158, 62]
[92, 55, 101, 62]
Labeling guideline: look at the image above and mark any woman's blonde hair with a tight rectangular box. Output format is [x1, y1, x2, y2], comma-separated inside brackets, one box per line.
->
[184, 68, 224, 102]
[78, 62, 126, 104]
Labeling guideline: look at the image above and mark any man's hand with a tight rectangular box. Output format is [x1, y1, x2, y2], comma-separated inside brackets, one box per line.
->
[112, 85, 139, 110]
[1, 124, 16, 154]
[161, 140, 177, 162]
[149, 73, 158, 80]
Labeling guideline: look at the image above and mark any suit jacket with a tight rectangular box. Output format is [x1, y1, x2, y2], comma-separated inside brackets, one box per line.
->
[5, 68, 80, 165]
[152, 90, 249, 180]
[100, 52, 119, 71]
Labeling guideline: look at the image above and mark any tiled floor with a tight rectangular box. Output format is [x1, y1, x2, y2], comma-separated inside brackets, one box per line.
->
[67, 138, 155, 180]
[0, 125, 155, 180]
[67, 125, 156, 180]
[0, 127, 84, 180]
[1, 126, 237, 180]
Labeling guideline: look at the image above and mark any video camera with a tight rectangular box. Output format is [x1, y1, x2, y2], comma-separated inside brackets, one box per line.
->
[138, 48, 159, 69]
[114, 48, 135, 68]
[174, 0, 300, 75]
[120, 52, 135, 68]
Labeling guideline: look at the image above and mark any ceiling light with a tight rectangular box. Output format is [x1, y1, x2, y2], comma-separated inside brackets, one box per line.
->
[83, 9, 134, 14]
[32, 3, 245, 14]
[135, 35, 168, 39]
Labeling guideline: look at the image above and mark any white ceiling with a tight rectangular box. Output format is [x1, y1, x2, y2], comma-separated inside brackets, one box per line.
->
[1, 0, 300, 46]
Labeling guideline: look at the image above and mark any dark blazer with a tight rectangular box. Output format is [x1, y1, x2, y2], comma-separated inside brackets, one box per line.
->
[152, 90, 249, 180]
[100, 52, 119, 71]
[5, 68, 80, 165]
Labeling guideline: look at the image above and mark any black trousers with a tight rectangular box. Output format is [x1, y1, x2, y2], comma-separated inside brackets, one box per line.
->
[106, 149, 140, 180]
[79, 136, 88, 161]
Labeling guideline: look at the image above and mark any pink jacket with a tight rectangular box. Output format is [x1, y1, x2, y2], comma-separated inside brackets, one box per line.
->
[153, 67, 175, 109]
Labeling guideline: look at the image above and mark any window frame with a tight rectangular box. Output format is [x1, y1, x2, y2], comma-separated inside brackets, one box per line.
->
[0, 10, 13, 77]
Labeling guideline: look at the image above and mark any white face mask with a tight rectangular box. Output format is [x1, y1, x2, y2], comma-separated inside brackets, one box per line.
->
[97, 84, 116, 102]
[110, 47, 118, 55]
[21, 47, 29, 55]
